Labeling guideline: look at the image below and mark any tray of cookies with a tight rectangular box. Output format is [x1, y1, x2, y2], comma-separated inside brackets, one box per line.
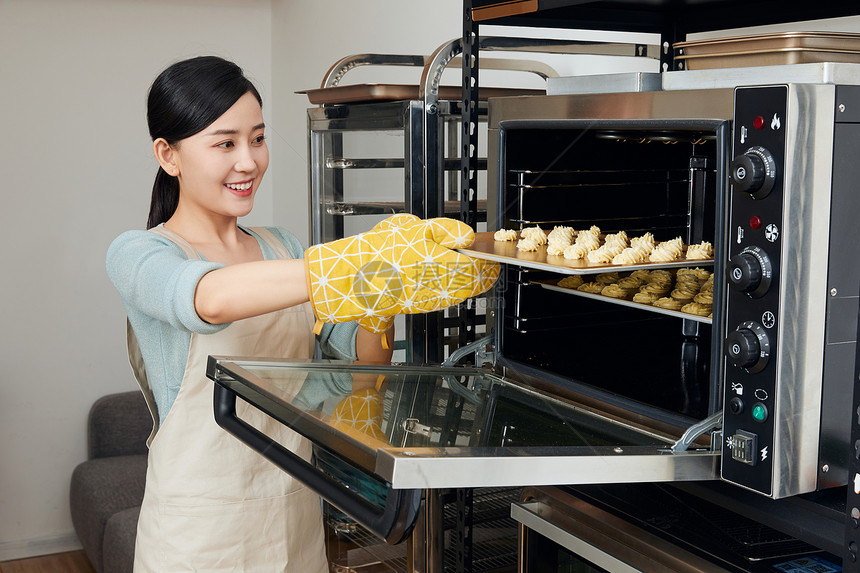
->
[457, 226, 714, 276]
[531, 267, 714, 324]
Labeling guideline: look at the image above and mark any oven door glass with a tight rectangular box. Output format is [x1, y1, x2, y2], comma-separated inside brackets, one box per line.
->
[206, 357, 718, 544]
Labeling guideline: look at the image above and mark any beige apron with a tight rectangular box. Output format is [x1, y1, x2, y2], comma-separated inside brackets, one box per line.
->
[130, 226, 328, 573]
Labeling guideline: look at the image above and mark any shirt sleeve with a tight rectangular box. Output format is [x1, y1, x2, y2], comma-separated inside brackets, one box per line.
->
[317, 322, 359, 360]
[106, 230, 228, 334]
[267, 227, 306, 259]
[293, 370, 354, 412]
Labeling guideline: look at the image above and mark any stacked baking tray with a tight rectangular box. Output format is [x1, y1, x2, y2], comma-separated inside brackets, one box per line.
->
[675, 31, 860, 70]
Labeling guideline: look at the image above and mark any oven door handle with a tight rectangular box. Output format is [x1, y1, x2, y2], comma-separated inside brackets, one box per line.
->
[212, 382, 421, 545]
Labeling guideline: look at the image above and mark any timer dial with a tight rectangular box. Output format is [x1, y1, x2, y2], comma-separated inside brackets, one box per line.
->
[727, 246, 772, 298]
[726, 321, 771, 374]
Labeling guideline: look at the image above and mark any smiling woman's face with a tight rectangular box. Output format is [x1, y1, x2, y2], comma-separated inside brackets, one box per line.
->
[168, 91, 268, 220]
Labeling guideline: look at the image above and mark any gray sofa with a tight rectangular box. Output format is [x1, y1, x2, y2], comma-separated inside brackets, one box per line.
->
[70, 391, 150, 573]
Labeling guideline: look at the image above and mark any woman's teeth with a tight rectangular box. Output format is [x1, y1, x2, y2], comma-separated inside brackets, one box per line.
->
[226, 181, 252, 191]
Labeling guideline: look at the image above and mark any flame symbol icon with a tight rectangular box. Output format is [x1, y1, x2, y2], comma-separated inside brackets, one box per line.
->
[771, 113, 781, 130]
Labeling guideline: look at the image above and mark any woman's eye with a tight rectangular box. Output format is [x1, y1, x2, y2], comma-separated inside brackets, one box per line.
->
[253, 135, 266, 145]
[217, 141, 235, 149]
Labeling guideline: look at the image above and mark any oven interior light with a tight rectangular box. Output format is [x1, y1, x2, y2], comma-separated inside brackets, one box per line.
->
[750, 216, 762, 229]
[753, 116, 765, 130]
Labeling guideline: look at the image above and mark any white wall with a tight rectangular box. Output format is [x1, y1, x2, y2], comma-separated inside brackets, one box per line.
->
[0, 0, 272, 559]
[269, 0, 464, 243]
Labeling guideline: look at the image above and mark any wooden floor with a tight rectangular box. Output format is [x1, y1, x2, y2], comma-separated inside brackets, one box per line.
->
[0, 551, 95, 573]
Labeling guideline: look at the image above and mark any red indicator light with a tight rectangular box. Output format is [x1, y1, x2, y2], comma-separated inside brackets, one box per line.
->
[750, 216, 762, 229]
[753, 116, 765, 130]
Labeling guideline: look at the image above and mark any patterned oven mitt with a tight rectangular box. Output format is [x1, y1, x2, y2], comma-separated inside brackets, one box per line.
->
[331, 375, 388, 442]
[305, 214, 499, 334]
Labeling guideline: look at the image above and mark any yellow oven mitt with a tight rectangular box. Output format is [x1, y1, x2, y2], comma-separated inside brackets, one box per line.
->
[305, 214, 499, 334]
[332, 387, 386, 442]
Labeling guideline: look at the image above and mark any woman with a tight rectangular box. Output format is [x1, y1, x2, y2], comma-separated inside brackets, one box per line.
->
[107, 56, 496, 572]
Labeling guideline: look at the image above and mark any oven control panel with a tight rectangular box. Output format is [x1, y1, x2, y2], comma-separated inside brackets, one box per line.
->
[721, 86, 787, 496]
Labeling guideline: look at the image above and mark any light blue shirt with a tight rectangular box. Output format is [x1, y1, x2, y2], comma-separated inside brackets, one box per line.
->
[106, 225, 358, 422]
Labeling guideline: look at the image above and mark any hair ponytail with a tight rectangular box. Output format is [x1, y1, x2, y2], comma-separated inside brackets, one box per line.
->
[147, 167, 180, 229]
[145, 56, 262, 228]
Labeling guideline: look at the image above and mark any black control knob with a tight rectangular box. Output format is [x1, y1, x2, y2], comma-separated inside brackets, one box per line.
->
[725, 321, 771, 374]
[730, 146, 776, 199]
[728, 253, 762, 292]
[731, 154, 764, 193]
[726, 246, 772, 298]
[726, 329, 760, 369]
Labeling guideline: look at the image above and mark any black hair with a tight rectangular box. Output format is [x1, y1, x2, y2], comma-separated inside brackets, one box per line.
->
[146, 56, 262, 229]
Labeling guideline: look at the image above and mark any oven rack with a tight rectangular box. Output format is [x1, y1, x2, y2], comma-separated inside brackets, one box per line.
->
[308, 38, 564, 365]
[503, 215, 693, 236]
[324, 512, 409, 572]
[506, 180, 695, 229]
[509, 166, 697, 181]
[509, 180, 692, 189]
[327, 157, 488, 170]
[324, 199, 487, 220]
[441, 487, 520, 572]
[507, 166, 702, 192]
[533, 278, 712, 324]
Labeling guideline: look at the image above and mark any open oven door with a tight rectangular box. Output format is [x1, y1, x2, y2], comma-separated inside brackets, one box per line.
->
[206, 357, 719, 545]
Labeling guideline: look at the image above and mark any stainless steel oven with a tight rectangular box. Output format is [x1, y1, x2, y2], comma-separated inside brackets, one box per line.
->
[479, 63, 860, 500]
[204, 63, 860, 572]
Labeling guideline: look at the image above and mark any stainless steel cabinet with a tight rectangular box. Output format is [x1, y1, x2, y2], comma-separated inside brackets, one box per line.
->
[305, 40, 555, 365]
[306, 55, 478, 368]
[302, 40, 556, 571]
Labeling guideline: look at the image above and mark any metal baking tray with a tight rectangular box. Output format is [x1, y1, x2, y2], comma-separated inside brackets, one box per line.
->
[674, 32, 860, 70]
[546, 72, 662, 95]
[299, 84, 543, 105]
[533, 278, 712, 324]
[457, 232, 713, 276]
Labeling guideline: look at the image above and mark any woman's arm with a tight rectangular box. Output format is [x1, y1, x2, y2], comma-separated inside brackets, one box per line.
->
[355, 324, 394, 363]
[195, 261, 395, 366]
[194, 258, 309, 324]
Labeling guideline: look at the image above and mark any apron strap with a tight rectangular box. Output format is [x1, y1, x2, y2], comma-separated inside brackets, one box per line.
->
[250, 226, 318, 340]
[126, 225, 298, 446]
[127, 225, 202, 446]
[248, 226, 292, 260]
[149, 224, 200, 259]
[127, 320, 160, 447]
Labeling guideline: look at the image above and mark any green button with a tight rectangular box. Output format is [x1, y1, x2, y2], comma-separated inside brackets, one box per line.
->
[752, 403, 768, 422]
